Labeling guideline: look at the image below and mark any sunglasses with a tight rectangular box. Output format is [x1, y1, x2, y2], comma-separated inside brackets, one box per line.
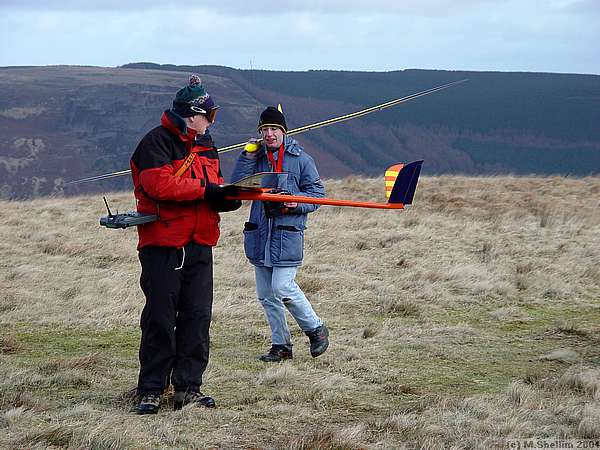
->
[189, 100, 218, 123]
[205, 108, 218, 123]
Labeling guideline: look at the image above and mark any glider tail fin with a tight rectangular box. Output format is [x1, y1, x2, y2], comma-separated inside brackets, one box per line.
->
[385, 160, 424, 205]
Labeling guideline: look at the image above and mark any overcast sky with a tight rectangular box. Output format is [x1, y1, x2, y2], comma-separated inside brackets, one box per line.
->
[1, 0, 598, 74]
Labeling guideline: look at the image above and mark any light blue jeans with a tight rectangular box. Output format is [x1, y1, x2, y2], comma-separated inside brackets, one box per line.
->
[255, 266, 323, 347]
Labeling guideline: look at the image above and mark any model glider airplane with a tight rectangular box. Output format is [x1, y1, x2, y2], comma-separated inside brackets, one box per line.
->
[227, 160, 423, 210]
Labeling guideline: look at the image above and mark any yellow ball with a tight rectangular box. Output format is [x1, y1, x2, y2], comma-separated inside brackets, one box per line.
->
[244, 142, 260, 153]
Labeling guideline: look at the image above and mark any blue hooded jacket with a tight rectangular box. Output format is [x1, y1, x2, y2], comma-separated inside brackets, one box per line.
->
[231, 136, 325, 267]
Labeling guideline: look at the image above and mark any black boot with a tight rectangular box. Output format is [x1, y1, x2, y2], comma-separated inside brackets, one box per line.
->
[259, 344, 293, 362]
[305, 324, 329, 357]
[135, 393, 161, 415]
[173, 390, 216, 410]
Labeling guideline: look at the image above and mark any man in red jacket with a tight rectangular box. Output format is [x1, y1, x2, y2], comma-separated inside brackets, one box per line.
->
[130, 75, 240, 414]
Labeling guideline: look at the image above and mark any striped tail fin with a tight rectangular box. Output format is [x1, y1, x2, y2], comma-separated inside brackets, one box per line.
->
[385, 160, 424, 205]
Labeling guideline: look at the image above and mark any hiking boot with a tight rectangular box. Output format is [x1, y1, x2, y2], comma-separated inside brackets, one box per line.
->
[305, 324, 329, 358]
[173, 390, 216, 410]
[259, 345, 293, 362]
[135, 393, 161, 415]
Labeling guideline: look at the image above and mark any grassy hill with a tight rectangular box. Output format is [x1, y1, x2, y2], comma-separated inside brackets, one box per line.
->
[1, 64, 599, 199]
[1, 174, 599, 448]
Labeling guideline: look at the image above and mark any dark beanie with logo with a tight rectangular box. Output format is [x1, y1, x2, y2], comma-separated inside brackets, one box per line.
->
[257, 106, 287, 132]
[172, 74, 218, 118]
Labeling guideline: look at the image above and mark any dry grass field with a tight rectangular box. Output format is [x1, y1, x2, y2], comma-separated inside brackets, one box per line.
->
[1, 174, 599, 449]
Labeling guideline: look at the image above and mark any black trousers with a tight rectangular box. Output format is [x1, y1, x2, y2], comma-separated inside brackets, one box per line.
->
[137, 242, 213, 395]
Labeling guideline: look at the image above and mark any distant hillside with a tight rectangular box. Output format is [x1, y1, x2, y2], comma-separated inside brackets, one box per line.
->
[0, 64, 599, 198]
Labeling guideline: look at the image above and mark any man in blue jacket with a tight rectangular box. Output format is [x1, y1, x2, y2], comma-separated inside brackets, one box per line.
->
[232, 106, 329, 362]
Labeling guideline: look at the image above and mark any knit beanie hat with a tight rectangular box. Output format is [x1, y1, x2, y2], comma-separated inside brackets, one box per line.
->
[257, 106, 287, 132]
[172, 74, 218, 118]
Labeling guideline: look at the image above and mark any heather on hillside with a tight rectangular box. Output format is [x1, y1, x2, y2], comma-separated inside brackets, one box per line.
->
[1, 175, 599, 449]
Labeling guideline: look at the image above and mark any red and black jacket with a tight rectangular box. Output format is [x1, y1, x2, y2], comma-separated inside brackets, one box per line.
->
[130, 110, 224, 249]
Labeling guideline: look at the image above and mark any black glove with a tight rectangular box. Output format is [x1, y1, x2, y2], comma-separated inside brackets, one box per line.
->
[204, 183, 242, 212]
[263, 190, 291, 218]
[204, 183, 240, 203]
[215, 199, 242, 212]
[219, 184, 240, 198]
[263, 201, 288, 218]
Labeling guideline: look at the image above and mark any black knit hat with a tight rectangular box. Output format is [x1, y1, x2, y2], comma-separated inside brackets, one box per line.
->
[257, 106, 287, 132]
[172, 74, 218, 119]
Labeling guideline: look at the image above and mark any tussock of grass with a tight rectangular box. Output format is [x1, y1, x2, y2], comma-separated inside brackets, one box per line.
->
[376, 287, 420, 316]
[287, 424, 369, 450]
[9, 391, 42, 411]
[24, 424, 74, 447]
[478, 241, 495, 263]
[295, 274, 326, 295]
[0, 335, 20, 354]
[507, 380, 538, 407]
[60, 285, 80, 301]
[299, 373, 354, 406]
[19, 416, 133, 450]
[362, 324, 378, 339]
[558, 367, 600, 399]
[536, 204, 558, 228]
[113, 387, 139, 409]
[552, 321, 589, 337]
[40, 352, 106, 374]
[256, 363, 300, 386]
[3, 406, 35, 429]
[375, 411, 420, 434]
[381, 383, 419, 396]
[584, 266, 600, 285]
[40, 240, 87, 257]
[4, 367, 92, 393]
[380, 298, 419, 316]
[578, 403, 600, 438]
[0, 292, 17, 313]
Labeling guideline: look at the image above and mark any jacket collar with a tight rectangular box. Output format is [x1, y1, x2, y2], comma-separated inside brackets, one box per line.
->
[161, 109, 196, 142]
[161, 110, 214, 150]
[283, 135, 301, 156]
[261, 135, 301, 158]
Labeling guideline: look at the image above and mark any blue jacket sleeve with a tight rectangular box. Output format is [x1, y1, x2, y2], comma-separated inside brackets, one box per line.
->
[231, 151, 259, 183]
[291, 153, 325, 214]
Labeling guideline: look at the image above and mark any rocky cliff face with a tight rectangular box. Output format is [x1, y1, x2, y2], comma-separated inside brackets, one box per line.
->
[1, 65, 599, 199]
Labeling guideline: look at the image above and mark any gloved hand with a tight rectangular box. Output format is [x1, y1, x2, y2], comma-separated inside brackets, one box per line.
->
[263, 190, 291, 218]
[204, 183, 240, 203]
[263, 201, 288, 218]
[244, 138, 261, 155]
[214, 199, 242, 212]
